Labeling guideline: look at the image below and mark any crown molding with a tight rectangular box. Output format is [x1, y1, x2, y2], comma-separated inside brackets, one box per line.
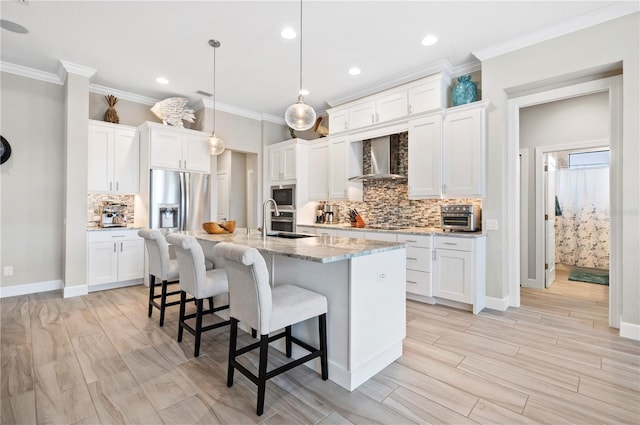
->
[261, 113, 286, 125]
[57, 60, 96, 82]
[89, 84, 158, 106]
[326, 59, 457, 107]
[473, 2, 640, 61]
[194, 97, 267, 122]
[0, 61, 62, 85]
[451, 61, 482, 78]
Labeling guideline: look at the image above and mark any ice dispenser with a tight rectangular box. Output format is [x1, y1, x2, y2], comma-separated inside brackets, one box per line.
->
[159, 204, 179, 229]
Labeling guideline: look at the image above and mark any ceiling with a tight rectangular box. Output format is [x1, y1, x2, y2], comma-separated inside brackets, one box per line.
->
[0, 1, 630, 121]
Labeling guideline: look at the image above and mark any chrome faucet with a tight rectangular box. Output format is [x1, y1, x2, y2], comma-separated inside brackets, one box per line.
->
[262, 198, 280, 239]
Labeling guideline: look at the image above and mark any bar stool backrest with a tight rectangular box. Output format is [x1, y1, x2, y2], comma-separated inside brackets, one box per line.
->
[138, 229, 171, 280]
[166, 233, 208, 299]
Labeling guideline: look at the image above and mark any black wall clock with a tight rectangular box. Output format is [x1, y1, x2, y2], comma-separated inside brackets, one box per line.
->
[0, 136, 12, 165]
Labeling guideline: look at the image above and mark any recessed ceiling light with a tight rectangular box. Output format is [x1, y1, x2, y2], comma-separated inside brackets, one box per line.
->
[348, 67, 361, 76]
[156, 77, 169, 85]
[299, 89, 309, 96]
[421, 34, 438, 46]
[281, 27, 296, 39]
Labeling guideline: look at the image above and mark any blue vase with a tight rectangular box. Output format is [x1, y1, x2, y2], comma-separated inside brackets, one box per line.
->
[451, 74, 478, 106]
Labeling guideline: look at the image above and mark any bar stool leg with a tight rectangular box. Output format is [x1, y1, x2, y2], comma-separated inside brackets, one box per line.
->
[285, 326, 292, 358]
[159, 279, 169, 327]
[148, 275, 156, 317]
[256, 334, 269, 416]
[319, 314, 328, 380]
[227, 318, 238, 387]
[194, 299, 204, 357]
[178, 291, 186, 342]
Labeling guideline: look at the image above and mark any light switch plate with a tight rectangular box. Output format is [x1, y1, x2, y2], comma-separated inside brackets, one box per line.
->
[486, 219, 499, 231]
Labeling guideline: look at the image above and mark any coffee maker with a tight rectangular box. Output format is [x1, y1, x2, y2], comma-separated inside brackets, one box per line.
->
[324, 204, 339, 224]
[99, 202, 127, 227]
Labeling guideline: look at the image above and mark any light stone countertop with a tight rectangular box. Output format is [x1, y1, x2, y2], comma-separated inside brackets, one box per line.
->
[297, 223, 485, 238]
[86, 225, 144, 232]
[186, 230, 406, 264]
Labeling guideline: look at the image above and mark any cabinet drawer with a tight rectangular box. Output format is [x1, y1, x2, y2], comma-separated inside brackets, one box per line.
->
[406, 246, 431, 272]
[406, 269, 432, 297]
[88, 230, 141, 243]
[364, 232, 397, 242]
[397, 234, 431, 248]
[434, 236, 473, 251]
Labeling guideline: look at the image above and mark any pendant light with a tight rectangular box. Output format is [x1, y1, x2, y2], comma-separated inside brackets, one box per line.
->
[208, 39, 225, 155]
[284, 0, 316, 131]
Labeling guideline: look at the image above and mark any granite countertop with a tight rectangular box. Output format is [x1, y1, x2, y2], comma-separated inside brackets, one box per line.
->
[186, 230, 406, 264]
[297, 223, 485, 238]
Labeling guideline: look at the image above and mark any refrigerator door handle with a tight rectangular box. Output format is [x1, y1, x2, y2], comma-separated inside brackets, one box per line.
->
[178, 172, 185, 231]
[183, 172, 190, 232]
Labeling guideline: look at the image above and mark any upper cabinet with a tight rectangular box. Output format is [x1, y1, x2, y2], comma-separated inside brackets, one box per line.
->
[88, 120, 139, 194]
[140, 122, 210, 173]
[269, 142, 298, 182]
[442, 102, 486, 197]
[327, 72, 449, 136]
[408, 101, 488, 199]
[307, 140, 329, 200]
[306, 137, 363, 202]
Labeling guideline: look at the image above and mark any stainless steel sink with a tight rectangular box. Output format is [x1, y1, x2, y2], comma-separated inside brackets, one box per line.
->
[267, 232, 317, 239]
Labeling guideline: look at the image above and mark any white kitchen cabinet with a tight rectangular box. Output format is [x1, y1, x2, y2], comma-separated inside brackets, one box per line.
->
[328, 108, 349, 134]
[88, 229, 144, 287]
[308, 140, 329, 200]
[349, 101, 377, 130]
[408, 101, 488, 199]
[398, 234, 432, 297]
[408, 113, 442, 198]
[364, 232, 397, 242]
[88, 121, 139, 194]
[375, 91, 407, 123]
[407, 72, 450, 115]
[432, 235, 486, 314]
[144, 124, 210, 173]
[269, 141, 298, 182]
[442, 102, 486, 197]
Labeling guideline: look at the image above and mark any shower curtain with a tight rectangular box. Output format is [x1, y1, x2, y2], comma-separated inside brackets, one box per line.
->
[555, 165, 609, 269]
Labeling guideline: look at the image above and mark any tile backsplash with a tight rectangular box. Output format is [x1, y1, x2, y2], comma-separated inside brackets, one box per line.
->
[87, 193, 135, 227]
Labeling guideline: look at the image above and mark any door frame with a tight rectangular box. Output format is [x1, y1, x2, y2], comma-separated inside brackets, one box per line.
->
[507, 75, 622, 328]
[533, 141, 609, 289]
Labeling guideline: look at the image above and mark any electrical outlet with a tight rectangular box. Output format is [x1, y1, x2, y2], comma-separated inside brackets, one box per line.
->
[4, 266, 14, 276]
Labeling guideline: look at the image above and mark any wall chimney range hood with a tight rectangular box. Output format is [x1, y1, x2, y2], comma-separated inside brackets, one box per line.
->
[349, 136, 407, 181]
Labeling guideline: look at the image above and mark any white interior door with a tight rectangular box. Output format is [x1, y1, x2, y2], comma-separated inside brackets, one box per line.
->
[545, 155, 557, 288]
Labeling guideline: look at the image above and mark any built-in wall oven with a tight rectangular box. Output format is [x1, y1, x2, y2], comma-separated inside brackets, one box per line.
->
[271, 210, 295, 232]
[271, 184, 295, 209]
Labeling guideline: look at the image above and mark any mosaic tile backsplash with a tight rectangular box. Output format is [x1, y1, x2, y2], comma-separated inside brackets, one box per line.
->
[87, 193, 135, 227]
[321, 132, 481, 228]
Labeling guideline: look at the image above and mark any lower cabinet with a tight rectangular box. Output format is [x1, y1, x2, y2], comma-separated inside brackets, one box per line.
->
[397, 234, 432, 297]
[88, 230, 144, 287]
[432, 235, 486, 314]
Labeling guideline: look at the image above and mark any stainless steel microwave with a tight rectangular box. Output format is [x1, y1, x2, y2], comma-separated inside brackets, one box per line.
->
[271, 184, 295, 209]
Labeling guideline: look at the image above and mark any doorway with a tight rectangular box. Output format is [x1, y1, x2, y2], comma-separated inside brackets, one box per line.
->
[216, 150, 259, 229]
[508, 75, 622, 328]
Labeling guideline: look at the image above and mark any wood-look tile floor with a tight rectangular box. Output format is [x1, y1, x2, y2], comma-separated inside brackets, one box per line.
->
[2, 266, 639, 424]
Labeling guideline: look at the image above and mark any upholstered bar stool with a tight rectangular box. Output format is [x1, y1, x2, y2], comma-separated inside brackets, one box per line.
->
[166, 233, 230, 357]
[214, 242, 328, 416]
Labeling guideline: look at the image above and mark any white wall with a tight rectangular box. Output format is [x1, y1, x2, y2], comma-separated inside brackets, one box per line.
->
[0, 73, 64, 287]
[482, 13, 639, 328]
[519, 91, 609, 281]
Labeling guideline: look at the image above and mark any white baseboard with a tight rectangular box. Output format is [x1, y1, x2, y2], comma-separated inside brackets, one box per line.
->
[0, 279, 63, 298]
[88, 279, 143, 293]
[64, 284, 88, 298]
[485, 294, 510, 311]
[620, 321, 640, 341]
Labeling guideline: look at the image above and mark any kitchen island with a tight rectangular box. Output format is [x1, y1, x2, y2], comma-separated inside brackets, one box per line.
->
[188, 230, 407, 391]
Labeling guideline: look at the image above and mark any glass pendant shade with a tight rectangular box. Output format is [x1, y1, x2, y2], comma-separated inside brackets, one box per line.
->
[208, 132, 225, 155]
[285, 95, 316, 131]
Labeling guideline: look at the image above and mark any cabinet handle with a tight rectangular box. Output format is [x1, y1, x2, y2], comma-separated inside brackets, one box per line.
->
[111, 235, 125, 238]
[184, 160, 186, 169]
[444, 242, 457, 246]
[443, 184, 447, 193]
[116, 182, 119, 191]
[344, 122, 348, 130]
[407, 257, 418, 261]
[406, 239, 418, 243]
[407, 280, 417, 284]
[432, 250, 436, 260]
[121, 242, 123, 252]
[409, 104, 413, 114]
[178, 159, 182, 168]
[113, 243, 116, 253]
[376, 113, 379, 122]
[109, 182, 113, 191]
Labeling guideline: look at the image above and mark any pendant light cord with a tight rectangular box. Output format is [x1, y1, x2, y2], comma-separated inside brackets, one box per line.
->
[299, 0, 303, 97]
[213, 42, 217, 133]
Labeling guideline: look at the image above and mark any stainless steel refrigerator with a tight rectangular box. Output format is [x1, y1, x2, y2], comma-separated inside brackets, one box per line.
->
[149, 169, 210, 232]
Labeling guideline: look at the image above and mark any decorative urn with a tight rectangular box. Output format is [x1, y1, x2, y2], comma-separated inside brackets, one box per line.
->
[451, 74, 478, 106]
